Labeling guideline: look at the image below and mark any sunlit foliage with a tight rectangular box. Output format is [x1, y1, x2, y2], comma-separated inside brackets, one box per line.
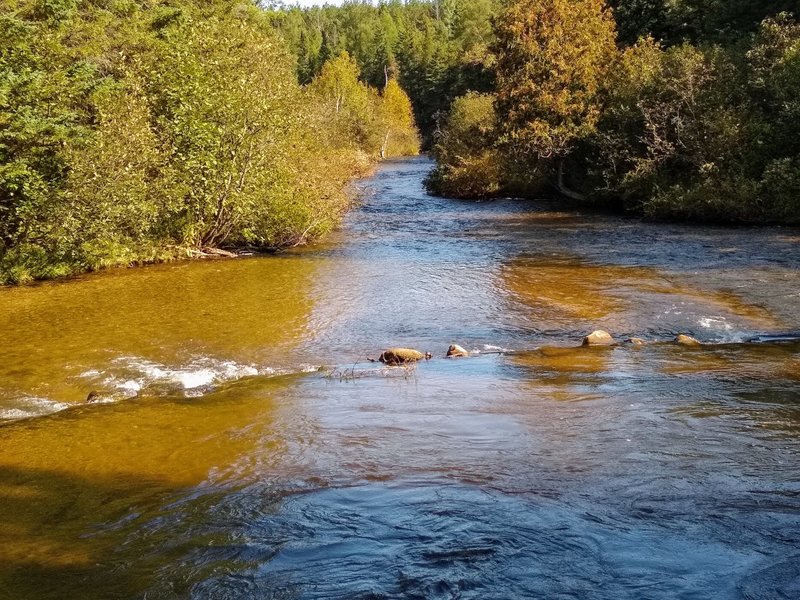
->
[493, 0, 617, 164]
[430, 0, 800, 223]
[309, 51, 419, 158]
[426, 92, 503, 197]
[265, 0, 498, 146]
[0, 0, 419, 283]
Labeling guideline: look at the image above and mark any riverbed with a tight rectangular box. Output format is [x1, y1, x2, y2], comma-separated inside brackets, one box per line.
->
[1, 157, 798, 598]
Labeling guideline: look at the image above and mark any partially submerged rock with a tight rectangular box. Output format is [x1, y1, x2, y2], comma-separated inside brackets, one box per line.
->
[627, 337, 646, 346]
[376, 348, 432, 365]
[446, 344, 470, 358]
[582, 330, 614, 346]
[85, 390, 115, 403]
[675, 334, 701, 346]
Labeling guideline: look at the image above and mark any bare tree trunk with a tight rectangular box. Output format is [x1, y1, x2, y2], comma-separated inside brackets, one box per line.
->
[380, 130, 390, 159]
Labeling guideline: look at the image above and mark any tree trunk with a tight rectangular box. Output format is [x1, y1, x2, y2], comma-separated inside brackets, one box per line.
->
[380, 130, 390, 159]
[556, 160, 586, 202]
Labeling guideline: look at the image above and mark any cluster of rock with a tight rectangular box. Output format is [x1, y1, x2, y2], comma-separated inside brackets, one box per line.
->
[582, 330, 702, 347]
[373, 332, 706, 366]
[370, 344, 470, 365]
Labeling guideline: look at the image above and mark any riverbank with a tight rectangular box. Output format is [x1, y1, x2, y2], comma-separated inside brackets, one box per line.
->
[427, 11, 800, 226]
[1, 0, 418, 286]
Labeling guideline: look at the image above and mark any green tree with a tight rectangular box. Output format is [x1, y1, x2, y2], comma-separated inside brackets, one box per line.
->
[0, 0, 420, 284]
[426, 92, 503, 197]
[311, 50, 366, 115]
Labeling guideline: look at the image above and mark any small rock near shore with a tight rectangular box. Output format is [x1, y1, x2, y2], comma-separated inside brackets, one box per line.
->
[446, 344, 470, 358]
[582, 330, 615, 346]
[627, 337, 646, 345]
[86, 390, 106, 403]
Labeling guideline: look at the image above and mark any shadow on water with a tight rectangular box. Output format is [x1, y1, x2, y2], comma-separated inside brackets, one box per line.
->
[148, 479, 800, 600]
[0, 464, 182, 599]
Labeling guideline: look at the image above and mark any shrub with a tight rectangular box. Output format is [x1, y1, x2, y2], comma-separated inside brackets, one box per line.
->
[426, 92, 504, 198]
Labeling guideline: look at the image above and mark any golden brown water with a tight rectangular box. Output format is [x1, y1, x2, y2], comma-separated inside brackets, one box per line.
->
[1, 157, 799, 599]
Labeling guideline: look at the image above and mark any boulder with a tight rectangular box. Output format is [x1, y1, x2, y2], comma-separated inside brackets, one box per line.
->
[377, 348, 432, 365]
[582, 330, 614, 346]
[446, 344, 470, 358]
[675, 334, 701, 346]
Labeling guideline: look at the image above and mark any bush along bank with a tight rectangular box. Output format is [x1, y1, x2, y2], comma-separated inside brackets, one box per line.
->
[0, 0, 419, 284]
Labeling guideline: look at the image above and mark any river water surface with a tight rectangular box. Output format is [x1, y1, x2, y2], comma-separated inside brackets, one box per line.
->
[1, 157, 799, 599]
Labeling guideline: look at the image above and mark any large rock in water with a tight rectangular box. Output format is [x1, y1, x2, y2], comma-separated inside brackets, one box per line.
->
[378, 348, 432, 365]
[582, 330, 615, 346]
[446, 344, 470, 358]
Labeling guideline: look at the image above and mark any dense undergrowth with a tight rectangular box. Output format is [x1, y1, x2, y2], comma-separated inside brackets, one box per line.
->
[0, 0, 419, 284]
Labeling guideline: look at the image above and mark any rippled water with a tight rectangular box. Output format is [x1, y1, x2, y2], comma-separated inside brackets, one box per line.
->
[1, 157, 799, 599]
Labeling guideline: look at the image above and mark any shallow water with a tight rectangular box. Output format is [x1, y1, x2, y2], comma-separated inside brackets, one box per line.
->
[1, 157, 799, 599]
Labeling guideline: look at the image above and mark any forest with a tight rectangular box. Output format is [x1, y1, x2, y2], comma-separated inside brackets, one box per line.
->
[420, 0, 800, 223]
[1, 0, 799, 283]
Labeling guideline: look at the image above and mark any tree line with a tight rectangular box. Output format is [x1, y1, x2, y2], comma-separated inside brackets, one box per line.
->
[0, 0, 419, 284]
[3, 0, 798, 285]
[266, 0, 798, 223]
[263, 0, 496, 146]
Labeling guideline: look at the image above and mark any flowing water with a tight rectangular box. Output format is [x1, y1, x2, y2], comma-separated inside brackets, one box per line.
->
[1, 157, 799, 599]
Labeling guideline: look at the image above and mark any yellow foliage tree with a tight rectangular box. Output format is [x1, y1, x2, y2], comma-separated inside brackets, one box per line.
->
[311, 51, 369, 116]
[379, 77, 420, 158]
[493, 0, 618, 176]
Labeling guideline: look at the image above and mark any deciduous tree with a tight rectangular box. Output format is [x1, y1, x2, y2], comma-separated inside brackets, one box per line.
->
[492, 0, 617, 194]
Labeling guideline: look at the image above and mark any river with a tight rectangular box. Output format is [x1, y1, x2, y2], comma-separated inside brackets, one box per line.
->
[1, 157, 799, 599]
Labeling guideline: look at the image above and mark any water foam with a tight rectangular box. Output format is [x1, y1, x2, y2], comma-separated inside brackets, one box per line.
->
[79, 356, 318, 399]
[480, 344, 510, 353]
[100, 356, 260, 394]
[0, 395, 71, 421]
[697, 316, 753, 343]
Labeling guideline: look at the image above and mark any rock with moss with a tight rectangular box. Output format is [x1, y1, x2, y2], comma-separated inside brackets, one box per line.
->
[375, 348, 432, 365]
